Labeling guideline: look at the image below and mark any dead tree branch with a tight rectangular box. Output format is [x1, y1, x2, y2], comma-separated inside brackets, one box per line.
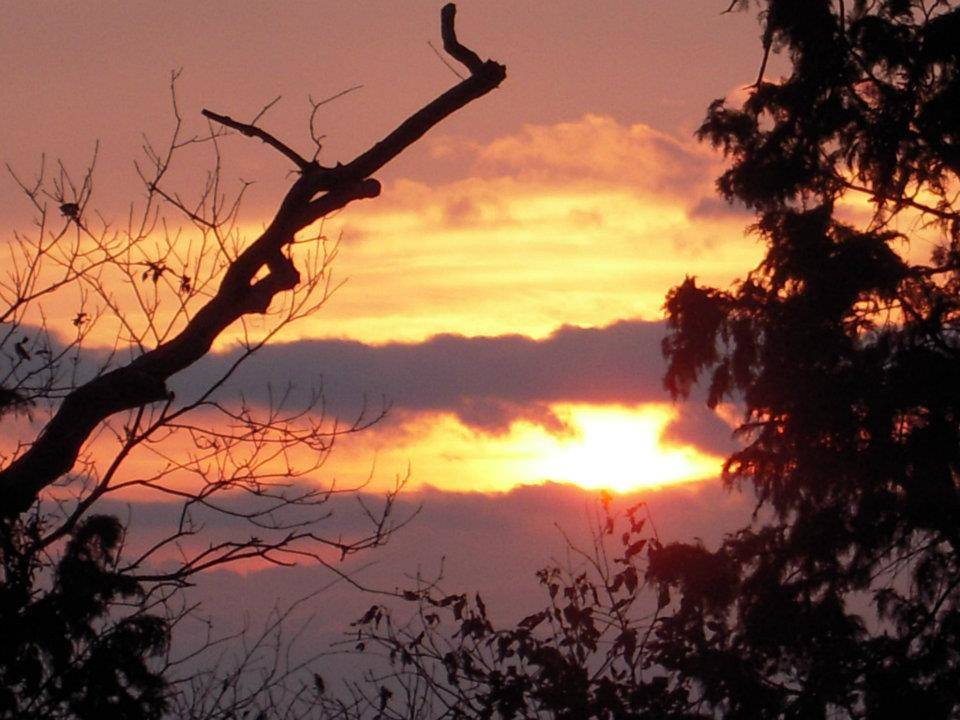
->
[441, 3, 484, 75]
[0, 3, 506, 518]
[200, 108, 311, 171]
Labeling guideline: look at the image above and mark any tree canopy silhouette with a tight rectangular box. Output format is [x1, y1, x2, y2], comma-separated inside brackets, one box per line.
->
[0, 6, 504, 719]
[659, 1, 960, 714]
[344, 2, 960, 718]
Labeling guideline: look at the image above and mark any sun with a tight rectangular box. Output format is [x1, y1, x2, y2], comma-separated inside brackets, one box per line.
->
[290, 402, 725, 496]
[531, 405, 722, 493]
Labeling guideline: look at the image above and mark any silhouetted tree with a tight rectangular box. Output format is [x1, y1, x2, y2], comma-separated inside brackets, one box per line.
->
[656, 1, 960, 716]
[0, 6, 504, 719]
[344, 2, 960, 718]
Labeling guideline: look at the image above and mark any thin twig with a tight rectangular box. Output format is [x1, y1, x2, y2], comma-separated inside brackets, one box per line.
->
[201, 109, 310, 171]
[308, 84, 363, 111]
[251, 95, 282, 127]
[308, 85, 364, 159]
[428, 40, 465, 79]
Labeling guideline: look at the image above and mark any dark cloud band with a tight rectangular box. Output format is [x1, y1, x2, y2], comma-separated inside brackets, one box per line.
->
[173, 320, 671, 435]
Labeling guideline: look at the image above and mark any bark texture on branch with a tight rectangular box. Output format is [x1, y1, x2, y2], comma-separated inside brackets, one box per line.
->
[1, 5, 506, 518]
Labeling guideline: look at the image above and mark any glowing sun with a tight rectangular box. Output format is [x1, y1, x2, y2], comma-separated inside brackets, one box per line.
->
[532, 405, 722, 493]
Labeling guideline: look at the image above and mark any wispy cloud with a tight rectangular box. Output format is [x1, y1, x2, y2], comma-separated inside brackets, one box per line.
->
[471, 114, 716, 195]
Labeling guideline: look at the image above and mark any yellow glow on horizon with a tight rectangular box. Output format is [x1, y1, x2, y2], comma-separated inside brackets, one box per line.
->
[312, 182, 760, 344]
[527, 405, 721, 493]
[22, 402, 726, 507]
[7, 165, 761, 351]
[335, 403, 724, 495]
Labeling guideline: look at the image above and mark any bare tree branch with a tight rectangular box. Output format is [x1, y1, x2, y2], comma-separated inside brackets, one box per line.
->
[0, 3, 506, 517]
[440, 3, 485, 75]
[200, 108, 311, 171]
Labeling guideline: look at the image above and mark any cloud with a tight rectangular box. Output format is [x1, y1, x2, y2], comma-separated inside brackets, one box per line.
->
[313, 115, 759, 344]
[173, 319, 671, 435]
[469, 114, 717, 197]
[662, 401, 739, 458]
[453, 398, 572, 437]
[686, 195, 753, 221]
[349, 114, 728, 235]
[166, 319, 741, 485]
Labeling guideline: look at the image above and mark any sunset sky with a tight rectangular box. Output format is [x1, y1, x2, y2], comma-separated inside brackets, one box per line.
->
[3, 0, 771, 657]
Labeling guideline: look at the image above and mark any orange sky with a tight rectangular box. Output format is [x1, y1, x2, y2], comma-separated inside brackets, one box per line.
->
[0, 7, 814, 680]
[1, 3, 771, 503]
[12, 8, 959, 692]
